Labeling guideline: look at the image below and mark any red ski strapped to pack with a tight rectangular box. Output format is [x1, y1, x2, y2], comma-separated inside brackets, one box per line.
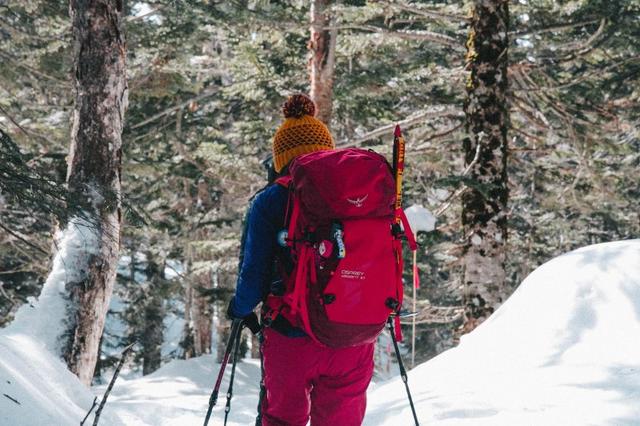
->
[267, 148, 415, 348]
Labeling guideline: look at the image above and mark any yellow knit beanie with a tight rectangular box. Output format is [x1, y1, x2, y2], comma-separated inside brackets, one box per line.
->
[272, 94, 335, 173]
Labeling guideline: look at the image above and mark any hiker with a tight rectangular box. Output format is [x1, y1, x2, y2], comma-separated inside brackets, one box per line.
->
[227, 94, 376, 426]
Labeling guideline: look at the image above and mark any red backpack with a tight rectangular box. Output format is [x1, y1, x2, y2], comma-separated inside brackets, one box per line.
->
[265, 148, 416, 348]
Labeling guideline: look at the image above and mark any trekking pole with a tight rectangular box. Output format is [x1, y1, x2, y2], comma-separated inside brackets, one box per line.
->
[223, 321, 244, 426]
[203, 318, 244, 426]
[387, 316, 420, 426]
[412, 249, 417, 369]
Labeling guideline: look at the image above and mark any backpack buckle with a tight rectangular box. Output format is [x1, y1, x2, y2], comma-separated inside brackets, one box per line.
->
[270, 279, 285, 296]
[385, 297, 400, 311]
[391, 222, 403, 238]
[321, 293, 336, 305]
[303, 230, 316, 243]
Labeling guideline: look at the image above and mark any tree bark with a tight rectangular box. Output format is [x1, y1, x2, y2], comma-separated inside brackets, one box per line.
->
[181, 271, 196, 359]
[461, 0, 509, 333]
[250, 333, 261, 359]
[309, 0, 336, 126]
[142, 255, 165, 375]
[190, 181, 214, 356]
[192, 271, 213, 355]
[216, 319, 231, 364]
[64, 0, 128, 385]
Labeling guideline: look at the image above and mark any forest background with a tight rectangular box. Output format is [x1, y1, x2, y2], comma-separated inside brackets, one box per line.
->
[1, 0, 638, 384]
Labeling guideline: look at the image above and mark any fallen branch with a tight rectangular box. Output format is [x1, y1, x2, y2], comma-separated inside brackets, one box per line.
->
[91, 343, 134, 426]
[80, 397, 98, 426]
[3, 393, 20, 405]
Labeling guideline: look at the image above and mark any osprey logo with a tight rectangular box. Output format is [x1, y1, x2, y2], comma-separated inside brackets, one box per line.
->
[347, 194, 368, 208]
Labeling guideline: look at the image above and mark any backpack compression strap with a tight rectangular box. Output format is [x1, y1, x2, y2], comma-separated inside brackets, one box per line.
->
[275, 175, 317, 338]
[392, 208, 417, 342]
[397, 208, 418, 251]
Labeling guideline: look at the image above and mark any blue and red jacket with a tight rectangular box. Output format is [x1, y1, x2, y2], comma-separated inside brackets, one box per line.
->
[231, 183, 288, 318]
[231, 180, 309, 337]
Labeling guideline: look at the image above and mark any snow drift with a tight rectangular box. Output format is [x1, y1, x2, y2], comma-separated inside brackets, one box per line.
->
[0, 332, 122, 426]
[0, 219, 120, 426]
[1, 240, 639, 425]
[366, 239, 640, 425]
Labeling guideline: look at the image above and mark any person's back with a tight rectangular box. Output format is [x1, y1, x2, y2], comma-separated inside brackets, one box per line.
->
[228, 94, 376, 425]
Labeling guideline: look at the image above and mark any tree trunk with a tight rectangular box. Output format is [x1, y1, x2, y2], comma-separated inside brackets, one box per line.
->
[250, 333, 261, 359]
[63, 0, 128, 386]
[142, 255, 165, 375]
[309, 0, 336, 126]
[460, 0, 509, 333]
[216, 320, 231, 364]
[192, 271, 213, 355]
[189, 180, 214, 356]
[181, 271, 196, 359]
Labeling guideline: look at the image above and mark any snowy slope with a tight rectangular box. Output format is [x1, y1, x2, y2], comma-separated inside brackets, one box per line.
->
[0, 219, 121, 426]
[92, 356, 262, 426]
[1, 240, 639, 425]
[0, 332, 122, 426]
[366, 239, 640, 425]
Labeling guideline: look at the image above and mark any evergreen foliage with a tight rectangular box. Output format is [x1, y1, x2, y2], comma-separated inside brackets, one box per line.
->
[1, 0, 638, 374]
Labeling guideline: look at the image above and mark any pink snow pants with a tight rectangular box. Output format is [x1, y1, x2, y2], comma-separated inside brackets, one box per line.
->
[261, 327, 375, 426]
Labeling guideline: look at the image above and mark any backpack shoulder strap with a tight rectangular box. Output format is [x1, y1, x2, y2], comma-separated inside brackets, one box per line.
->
[274, 173, 299, 249]
[275, 175, 292, 188]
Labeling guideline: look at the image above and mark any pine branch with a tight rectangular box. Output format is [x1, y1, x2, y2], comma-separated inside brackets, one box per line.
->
[0, 130, 67, 217]
[129, 88, 220, 130]
[126, 5, 166, 22]
[0, 281, 16, 312]
[0, 49, 71, 87]
[557, 18, 607, 55]
[327, 24, 463, 50]
[433, 139, 482, 218]
[376, 0, 466, 22]
[338, 106, 463, 148]
[0, 223, 49, 255]
[511, 19, 601, 37]
[413, 122, 464, 151]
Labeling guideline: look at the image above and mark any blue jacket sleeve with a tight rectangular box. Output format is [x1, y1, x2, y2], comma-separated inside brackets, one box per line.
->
[231, 185, 287, 317]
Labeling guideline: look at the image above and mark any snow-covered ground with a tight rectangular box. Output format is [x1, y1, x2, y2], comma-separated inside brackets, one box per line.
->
[1, 240, 639, 425]
[366, 239, 640, 425]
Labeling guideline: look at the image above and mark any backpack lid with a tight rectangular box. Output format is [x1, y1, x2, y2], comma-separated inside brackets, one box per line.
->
[289, 148, 395, 222]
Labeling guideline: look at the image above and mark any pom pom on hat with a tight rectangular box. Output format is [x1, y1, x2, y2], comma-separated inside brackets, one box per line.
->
[282, 93, 316, 118]
[272, 94, 334, 173]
